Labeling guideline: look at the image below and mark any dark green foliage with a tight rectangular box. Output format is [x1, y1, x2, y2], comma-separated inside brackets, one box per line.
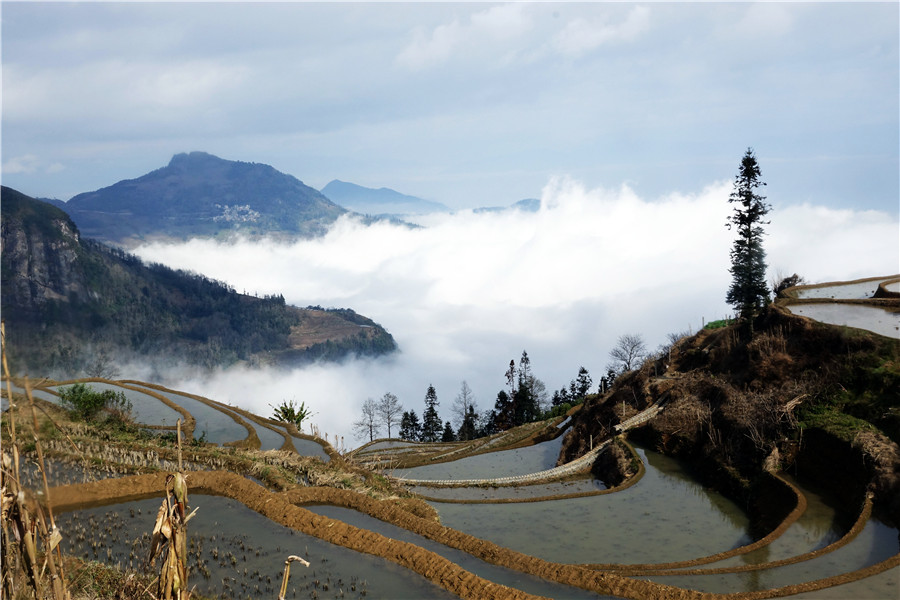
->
[399, 410, 422, 441]
[457, 405, 478, 441]
[1, 188, 396, 375]
[421, 385, 441, 442]
[441, 420, 456, 442]
[726, 148, 771, 324]
[704, 318, 733, 330]
[59, 383, 132, 422]
[271, 399, 314, 428]
[773, 273, 806, 297]
[574, 366, 592, 400]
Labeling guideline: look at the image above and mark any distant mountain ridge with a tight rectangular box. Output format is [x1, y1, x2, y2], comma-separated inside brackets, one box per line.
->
[0, 187, 396, 375]
[473, 198, 541, 214]
[321, 180, 450, 216]
[63, 152, 347, 245]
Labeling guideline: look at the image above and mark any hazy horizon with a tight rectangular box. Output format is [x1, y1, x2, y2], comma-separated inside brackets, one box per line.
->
[130, 176, 899, 447]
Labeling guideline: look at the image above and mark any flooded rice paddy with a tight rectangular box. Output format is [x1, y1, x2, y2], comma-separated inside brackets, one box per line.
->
[290, 434, 331, 462]
[410, 477, 607, 501]
[56, 494, 457, 600]
[390, 435, 565, 480]
[305, 505, 613, 599]
[427, 445, 754, 565]
[786, 303, 900, 339]
[52, 382, 185, 426]
[647, 514, 898, 593]
[132, 385, 249, 444]
[794, 279, 888, 300]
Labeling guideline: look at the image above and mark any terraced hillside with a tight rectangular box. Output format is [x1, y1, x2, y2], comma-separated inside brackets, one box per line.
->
[2, 276, 898, 599]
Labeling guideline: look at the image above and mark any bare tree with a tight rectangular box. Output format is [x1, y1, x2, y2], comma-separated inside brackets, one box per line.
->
[352, 397, 381, 442]
[451, 380, 477, 430]
[608, 333, 647, 374]
[377, 392, 403, 438]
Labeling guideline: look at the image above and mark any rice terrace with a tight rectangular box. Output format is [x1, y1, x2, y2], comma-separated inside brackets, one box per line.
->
[3, 275, 899, 599]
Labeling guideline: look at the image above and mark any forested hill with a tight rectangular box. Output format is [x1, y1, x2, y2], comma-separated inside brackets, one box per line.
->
[0, 187, 396, 376]
[62, 152, 347, 245]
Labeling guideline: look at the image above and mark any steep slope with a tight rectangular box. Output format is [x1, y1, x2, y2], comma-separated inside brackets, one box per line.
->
[63, 152, 346, 245]
[1, 187, 396, 375]
[321, 180, 450, 216]
[563, 302, 900, 527]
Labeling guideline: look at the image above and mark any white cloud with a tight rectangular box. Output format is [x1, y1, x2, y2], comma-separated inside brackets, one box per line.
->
[553, 5, 651, 58]
[732, 3, 795, 40]
[395, 3, 533, 70]
[2, 154, 41, 175]
[132, 178, 898, 448]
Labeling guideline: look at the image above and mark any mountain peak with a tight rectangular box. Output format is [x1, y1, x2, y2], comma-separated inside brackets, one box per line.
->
[167, 151, 225, 169]
[64, 153, 345, 245]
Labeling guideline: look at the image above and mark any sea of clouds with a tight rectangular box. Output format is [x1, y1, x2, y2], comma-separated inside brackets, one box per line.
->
[131, 178, 899, 448]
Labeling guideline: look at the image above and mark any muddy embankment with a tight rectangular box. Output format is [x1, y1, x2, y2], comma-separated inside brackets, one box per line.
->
[48, 466, 900, 600]
[48, 471, 721, 600]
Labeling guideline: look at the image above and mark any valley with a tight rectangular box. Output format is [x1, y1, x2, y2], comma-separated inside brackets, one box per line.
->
[3, 277, 898, 599]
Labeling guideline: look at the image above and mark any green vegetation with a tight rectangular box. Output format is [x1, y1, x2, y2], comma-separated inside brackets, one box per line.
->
[726, 148, 771, 326]
[1, 189, 397, 376]
[271, 399, 315, 429]
[798, 405, 877, 442]
[59, 383, 131, 422]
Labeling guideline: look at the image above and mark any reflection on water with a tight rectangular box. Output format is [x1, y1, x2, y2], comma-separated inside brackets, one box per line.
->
[783, 565, 899, 598]
[710, 474, 845, 569]
[409, 477, 606, 501]
[648, 516, 899, 593]
[795, 280, 886, 300]
[51, 383, 184, 426]
[431, 445, 752, 565]
[138, 387, 249, 445]
[392, 435, 565, 480]
[786, 304, 900, 339]
[306, 505, 613, 599]
[56, 495, 456, 600]
[289, 435, 331, 461]
[232, 415, 287, 451]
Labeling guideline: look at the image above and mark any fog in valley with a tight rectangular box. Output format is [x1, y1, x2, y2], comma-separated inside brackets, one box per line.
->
[131, 178, 899, 447]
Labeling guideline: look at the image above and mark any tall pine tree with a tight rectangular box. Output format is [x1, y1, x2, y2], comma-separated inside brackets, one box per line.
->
[421, 384, 442, 442]
[726, 148, 771, 329]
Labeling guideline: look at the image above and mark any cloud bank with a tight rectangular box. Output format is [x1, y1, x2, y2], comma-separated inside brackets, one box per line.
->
[132, 179, 899, 448]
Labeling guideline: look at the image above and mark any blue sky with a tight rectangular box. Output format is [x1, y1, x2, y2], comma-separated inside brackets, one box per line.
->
[2, 2, 898, 214]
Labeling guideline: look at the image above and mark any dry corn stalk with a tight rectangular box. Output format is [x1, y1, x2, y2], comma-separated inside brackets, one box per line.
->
[148, 422, 197, 600]
[277, 555, 310, 600]
[1, 321, 70, 599]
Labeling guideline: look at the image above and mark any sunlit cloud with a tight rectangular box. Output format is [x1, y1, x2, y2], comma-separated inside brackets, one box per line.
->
[131, 179, 898, 447]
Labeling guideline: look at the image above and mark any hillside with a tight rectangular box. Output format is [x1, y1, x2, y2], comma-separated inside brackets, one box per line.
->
[321, 179, 450, 217]
[62, 152, 347, 245]
[0, 187, 396, 375]
[562, 299, 900, 527]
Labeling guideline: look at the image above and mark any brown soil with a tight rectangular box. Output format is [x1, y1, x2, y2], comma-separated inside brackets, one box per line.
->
[46, 468, 898, 600]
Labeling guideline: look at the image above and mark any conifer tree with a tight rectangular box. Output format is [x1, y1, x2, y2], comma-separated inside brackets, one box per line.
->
[441, 421, 456, 442]
[726, 148, 772, 327]
[421, 384, 442, 442]
[399, 409, 422, 441]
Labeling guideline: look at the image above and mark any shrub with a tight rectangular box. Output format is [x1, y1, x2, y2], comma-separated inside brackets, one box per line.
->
[59, 383, 132, 422]
[270, 399, 314, 428]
